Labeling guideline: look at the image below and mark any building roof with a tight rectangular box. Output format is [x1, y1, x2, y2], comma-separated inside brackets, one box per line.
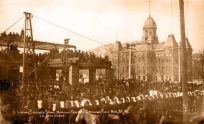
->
[185, 38, 192, 49]
[165, 35, 178, 48]
[153, 43, 166, 51]
[143, 16, 157, 29]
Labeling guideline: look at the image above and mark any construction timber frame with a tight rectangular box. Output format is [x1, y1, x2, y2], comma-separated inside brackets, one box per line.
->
[22, 12, 37, 87]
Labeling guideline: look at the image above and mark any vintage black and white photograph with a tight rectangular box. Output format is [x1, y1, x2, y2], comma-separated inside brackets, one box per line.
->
[0, 0, 204, 124]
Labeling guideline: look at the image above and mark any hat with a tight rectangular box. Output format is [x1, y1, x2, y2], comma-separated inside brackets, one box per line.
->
[120, 97, 125, 103]
[95, 100, 99, 106]
[131, 97, 136, 102]
[74, 100, 80, 108]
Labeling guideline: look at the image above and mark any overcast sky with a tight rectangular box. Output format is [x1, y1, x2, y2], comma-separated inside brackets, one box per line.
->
[0, 0, 204, 52]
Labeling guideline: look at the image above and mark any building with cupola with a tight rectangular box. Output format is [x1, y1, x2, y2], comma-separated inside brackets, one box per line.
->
[110, 16, 192, 82]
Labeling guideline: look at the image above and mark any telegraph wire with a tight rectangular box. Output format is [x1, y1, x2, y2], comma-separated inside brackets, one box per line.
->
[2, 16, 24, 33]
[33, 14, 105, 45]
[26, 54, 50, 78]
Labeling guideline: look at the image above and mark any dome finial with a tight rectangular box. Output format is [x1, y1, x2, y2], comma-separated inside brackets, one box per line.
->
[143, 16, 157, 29]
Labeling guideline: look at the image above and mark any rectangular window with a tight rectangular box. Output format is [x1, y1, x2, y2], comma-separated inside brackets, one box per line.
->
[143, 76, 146, 80]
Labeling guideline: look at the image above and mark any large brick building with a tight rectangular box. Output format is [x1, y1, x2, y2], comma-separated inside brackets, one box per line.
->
[110, 16, 192, 82]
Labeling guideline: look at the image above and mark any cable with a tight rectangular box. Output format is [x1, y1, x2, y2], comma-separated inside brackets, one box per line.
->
[33, 15, 105, 45]
[26, 54, 50, 78]
[2, 16, 24, 33]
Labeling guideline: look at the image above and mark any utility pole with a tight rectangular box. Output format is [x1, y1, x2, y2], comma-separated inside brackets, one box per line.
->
[128, 44, 132, 79]
[178, 46, 181, 82]
[116, 41, 120, 80]
[22, 15, 26, 87]
[117, 48, 120, 80]
[179, 0, 188, 122]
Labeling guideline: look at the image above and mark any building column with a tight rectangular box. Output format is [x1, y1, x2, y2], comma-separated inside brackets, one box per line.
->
[69, 66, 79, 86]
[106, 67, 112, 83]
[89, 68, 96, 83]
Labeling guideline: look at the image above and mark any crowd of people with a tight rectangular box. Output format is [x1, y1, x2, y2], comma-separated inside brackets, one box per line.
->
[0, 33, 111, 76]
[17, 79, 202, 108]
[1, 79, 204, 123]
[0, 31, 204, 123]
[50, 48, 111, 66]
[0, 31, 23, 43]
[0, 43, 48, 63]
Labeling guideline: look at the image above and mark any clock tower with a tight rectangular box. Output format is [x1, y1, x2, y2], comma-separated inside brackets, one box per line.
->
[142, 16, 158, 44]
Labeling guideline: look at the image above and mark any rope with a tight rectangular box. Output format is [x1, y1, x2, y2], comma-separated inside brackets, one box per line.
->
[25, 54, 50, 78]
[2, 16, 24, 33]
[33, 15, 105, 45]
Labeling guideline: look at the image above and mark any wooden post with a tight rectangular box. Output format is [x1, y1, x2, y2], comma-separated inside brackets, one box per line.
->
[22, 13, 27, 87]
[117, 49, 120, 79]
[179, 0, 188, 122]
